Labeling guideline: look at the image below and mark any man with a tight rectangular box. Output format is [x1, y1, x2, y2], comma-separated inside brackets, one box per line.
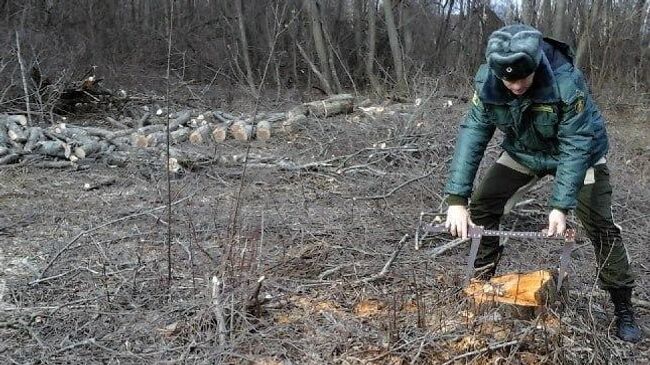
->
[443, 24, 642, 343]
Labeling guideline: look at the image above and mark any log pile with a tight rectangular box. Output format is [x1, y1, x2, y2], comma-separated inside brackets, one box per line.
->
[0, 94, 356, 167]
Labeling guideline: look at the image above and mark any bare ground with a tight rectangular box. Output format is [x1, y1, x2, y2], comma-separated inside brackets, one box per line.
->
[0, 90, 649, 364]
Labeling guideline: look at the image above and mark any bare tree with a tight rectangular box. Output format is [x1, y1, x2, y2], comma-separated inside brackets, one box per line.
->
[575, 0, 603, 68]
[235, 0, 257, 96]
[553, 0, 569, 41]
[365, 0, 382, 94]
[537, 0, 553, 33]
[304, 0, 334, 94]
[383, 0, 406, 90]
[522, 0, 537, 25]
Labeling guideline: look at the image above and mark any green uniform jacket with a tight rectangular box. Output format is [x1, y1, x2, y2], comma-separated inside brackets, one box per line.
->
[444, 39, 609, 210]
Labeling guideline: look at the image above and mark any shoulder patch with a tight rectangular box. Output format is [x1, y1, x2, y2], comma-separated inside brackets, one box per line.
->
[472, 91, 480, 106]
[574, 95, 585, 113]
[556, 68, 587, 105]
[531, 104, 555, 113]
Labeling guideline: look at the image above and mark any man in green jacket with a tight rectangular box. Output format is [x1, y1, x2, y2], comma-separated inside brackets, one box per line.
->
[443, 24, 642, 343]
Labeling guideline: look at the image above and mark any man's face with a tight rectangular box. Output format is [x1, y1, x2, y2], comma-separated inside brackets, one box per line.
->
[502, 72, 535, 96]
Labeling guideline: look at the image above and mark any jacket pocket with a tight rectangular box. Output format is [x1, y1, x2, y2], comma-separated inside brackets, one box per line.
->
[531, 106, 558, 139]
[487, 106, 514, 134]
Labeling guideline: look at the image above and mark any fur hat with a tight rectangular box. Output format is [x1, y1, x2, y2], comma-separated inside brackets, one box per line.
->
[486, 24, 543, 80]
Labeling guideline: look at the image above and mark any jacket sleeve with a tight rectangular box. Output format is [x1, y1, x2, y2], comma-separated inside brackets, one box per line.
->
[550, 75, 594, 210]
[443, 91, 496, 201]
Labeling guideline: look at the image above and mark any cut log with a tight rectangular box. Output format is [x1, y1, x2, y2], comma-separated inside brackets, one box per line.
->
[304, 95, 354, 117]
[464, 270, 557, 308]
[74, 141, 109, 159]
[33, 140, 71, 159]
[0, 153, 20, 165]
[281, 114, 307, 134]
[230, 121, 253, 141]
[171, 127, 190, 144]
[212, 124, 228, 142]
[105, 116, 129, 129]
[0, 122, 9, 145]
[167, 157, 182, 174]
[145, 131, 166, 147]
[213, 111, 234, 124]
[325, 93, 355, 102]
[256, 120, 271, 141]
[104, 152, 129, 167]
[137, 112, 151, 128]
[287, 105, 308, 119]
[7, 115, 28, 126]
[189, 124, 212, 145]
[260, 112, 286, 124]
[171, 110, 192, 129]
[131, 133, 150, 148]
[6, 120, 27, 143]
[23, 127, 44, 152]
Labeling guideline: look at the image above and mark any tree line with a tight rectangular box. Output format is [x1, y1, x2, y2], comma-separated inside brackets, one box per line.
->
[0, 0, 648, 102]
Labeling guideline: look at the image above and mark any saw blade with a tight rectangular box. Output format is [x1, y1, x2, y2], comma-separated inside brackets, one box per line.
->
[464, 236, 481, 285]
[556, 239, 574, 292]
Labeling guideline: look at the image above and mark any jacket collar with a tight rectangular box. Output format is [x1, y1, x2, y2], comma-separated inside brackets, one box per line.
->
[480, 53, 561, 105]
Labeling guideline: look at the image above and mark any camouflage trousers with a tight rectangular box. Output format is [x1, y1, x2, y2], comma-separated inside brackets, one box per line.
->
[469, 160, 635, 289]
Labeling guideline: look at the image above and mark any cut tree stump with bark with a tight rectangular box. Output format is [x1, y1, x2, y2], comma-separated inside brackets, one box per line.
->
[464, 270, 560, 319]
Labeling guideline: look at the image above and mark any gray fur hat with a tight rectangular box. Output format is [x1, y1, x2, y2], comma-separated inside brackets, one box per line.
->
[486, 24, 543, 80]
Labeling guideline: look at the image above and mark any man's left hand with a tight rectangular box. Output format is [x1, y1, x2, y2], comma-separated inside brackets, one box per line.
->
[547, 209, 567, 236]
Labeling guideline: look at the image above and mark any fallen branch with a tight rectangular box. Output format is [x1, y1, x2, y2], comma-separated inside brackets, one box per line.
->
[356, 234, 409, 283]
[353, 170, 434, 200]
[430, 237, 470, 257]
[211, 276, 228, 347]
[442, 340, 519, 365]
[37, 194, 194, 279]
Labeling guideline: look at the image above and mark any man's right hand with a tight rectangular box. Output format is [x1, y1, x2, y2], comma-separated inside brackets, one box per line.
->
[445, 205, 473, 239]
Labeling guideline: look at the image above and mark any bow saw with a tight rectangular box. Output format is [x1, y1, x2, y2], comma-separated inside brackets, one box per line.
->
[418, 216, 576, 291]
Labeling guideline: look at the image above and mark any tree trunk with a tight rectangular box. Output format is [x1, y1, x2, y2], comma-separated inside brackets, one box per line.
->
[575, 0, 602, 68]
[365, 0, 382, 94]
[383, 0, 405, 90]
[522, 0, 537, 26]
[352, 0, 364, 79]
[631, 0, 647, 79]
[235, 0, 256, 96]
[537, 0, 552, 33]
[436, 0, 455, 60]
[304, 0, 333, 94]
[399, 1, 414, 58]
[553, 0, 568, 41]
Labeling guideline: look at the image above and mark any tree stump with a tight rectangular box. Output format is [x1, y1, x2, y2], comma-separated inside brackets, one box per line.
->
[463, 270, 560, 319]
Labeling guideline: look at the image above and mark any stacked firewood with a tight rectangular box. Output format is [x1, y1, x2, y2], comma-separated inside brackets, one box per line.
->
[0, 94, 356, 166]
